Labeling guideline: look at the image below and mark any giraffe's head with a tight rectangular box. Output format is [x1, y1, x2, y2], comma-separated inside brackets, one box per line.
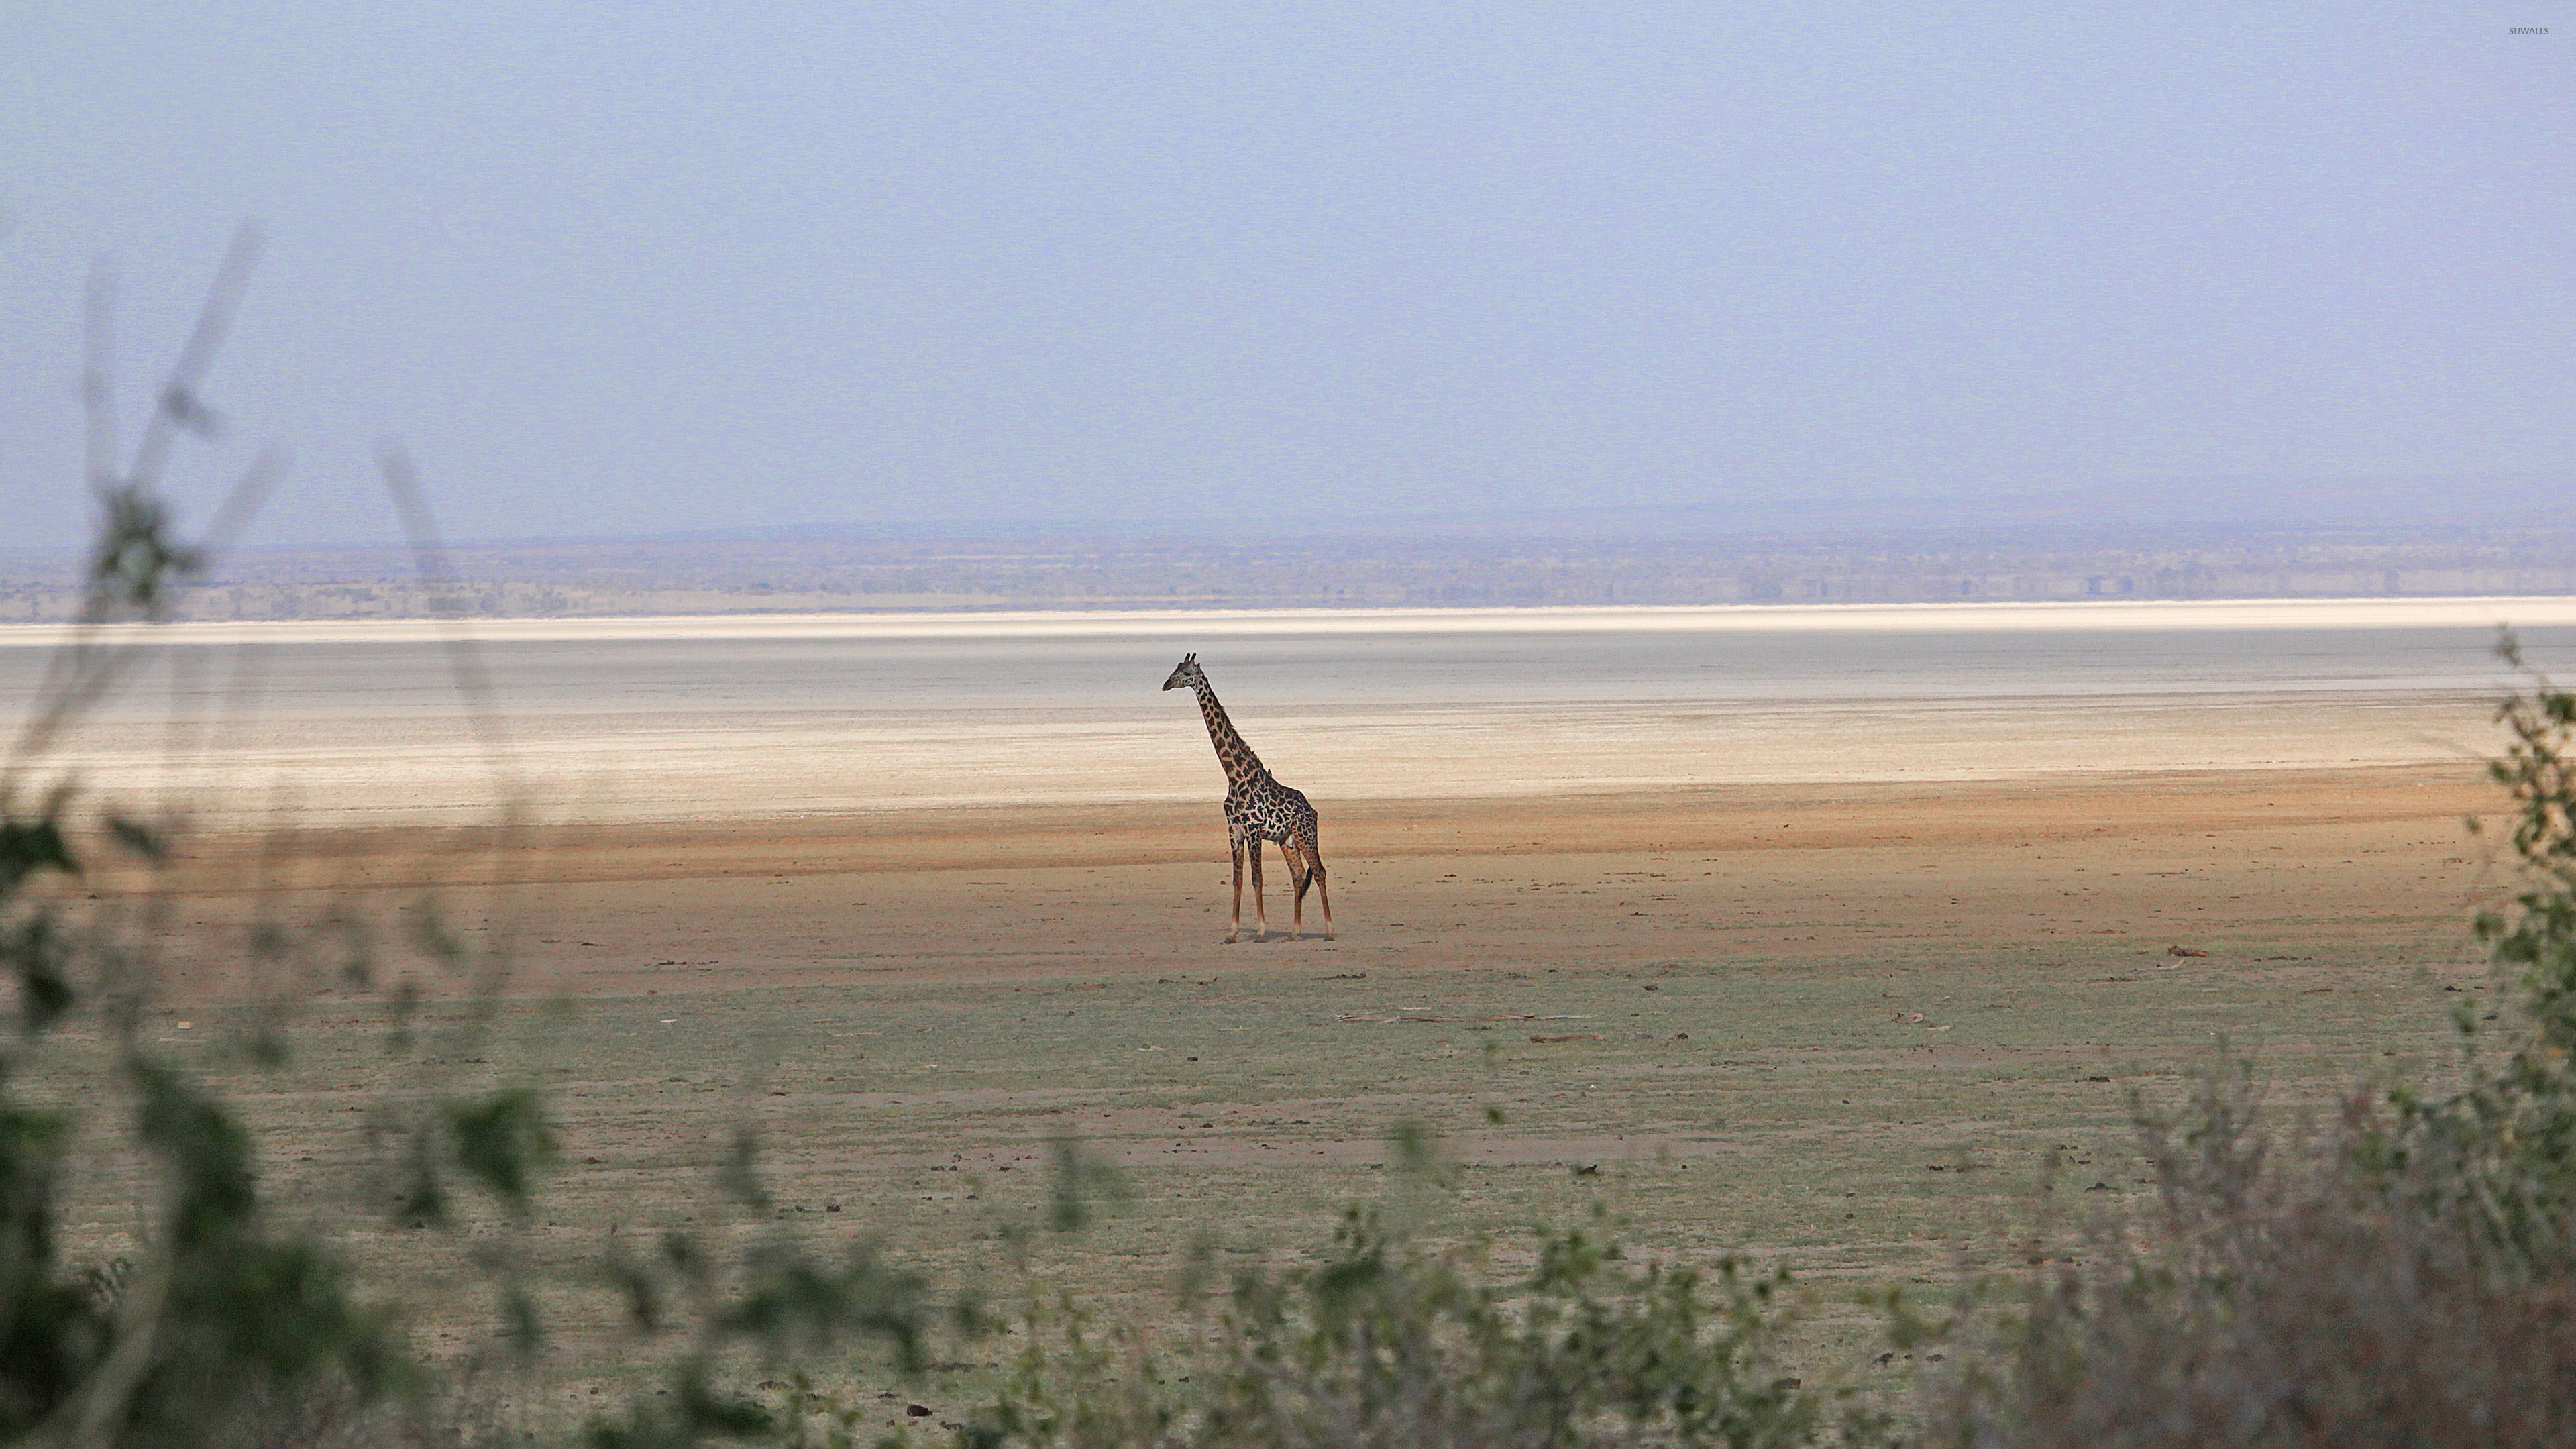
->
[1161, 652, 1204, 692]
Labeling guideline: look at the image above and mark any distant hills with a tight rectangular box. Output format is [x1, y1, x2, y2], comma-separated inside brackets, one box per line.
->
[512, 472, 2575, 547]
[0, 473, 2567, 621]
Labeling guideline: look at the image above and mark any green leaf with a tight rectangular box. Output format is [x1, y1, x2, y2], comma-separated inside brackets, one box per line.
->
[445, 1086, 557, 1214]
[3, 915, 76, 1036]
[0, 821, 78, 895]
[1045, 1135, 1128, 1234]
[103, 814, 165, 863]
[717, 1125, 769, 1212]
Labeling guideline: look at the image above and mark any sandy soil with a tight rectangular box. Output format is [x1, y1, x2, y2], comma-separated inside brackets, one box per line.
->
[106, 760, 2498, 1003]
[30, 755, 2509, 1419]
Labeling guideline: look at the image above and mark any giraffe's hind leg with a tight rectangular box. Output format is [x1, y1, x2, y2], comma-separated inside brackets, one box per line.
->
[1302, 825, 1332, 940]
[1283, 839, 1313, 939]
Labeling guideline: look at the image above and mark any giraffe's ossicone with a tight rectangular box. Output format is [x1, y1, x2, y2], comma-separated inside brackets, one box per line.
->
[1162, 652, 1333, 943]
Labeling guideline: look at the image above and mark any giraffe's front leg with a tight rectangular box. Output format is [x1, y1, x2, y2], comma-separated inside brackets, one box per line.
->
[1248, 835, 1268, 941]
[1227, 833, 1245, 944]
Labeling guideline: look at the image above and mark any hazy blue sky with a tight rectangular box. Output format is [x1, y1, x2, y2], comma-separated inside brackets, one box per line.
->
[3, 3, 2568, 547]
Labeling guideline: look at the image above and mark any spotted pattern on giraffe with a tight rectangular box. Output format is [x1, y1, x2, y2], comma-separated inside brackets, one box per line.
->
[1162, 653, 1334, 943]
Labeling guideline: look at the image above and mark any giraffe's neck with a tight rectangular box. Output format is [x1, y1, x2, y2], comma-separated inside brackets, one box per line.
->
[1191, 680, 1267, 788]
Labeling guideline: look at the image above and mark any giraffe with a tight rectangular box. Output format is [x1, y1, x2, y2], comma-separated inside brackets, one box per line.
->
[1161, 652, 1333, 943]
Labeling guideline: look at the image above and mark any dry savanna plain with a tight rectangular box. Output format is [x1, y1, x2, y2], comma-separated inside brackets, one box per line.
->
[13, 598, 2576, 1434]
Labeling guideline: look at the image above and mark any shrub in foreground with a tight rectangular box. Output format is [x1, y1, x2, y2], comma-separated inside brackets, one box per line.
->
[1916, 643, 2576, 1449]
[968, 1206, 1880, 1449]
[1919, 1069, 2576, 1449]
